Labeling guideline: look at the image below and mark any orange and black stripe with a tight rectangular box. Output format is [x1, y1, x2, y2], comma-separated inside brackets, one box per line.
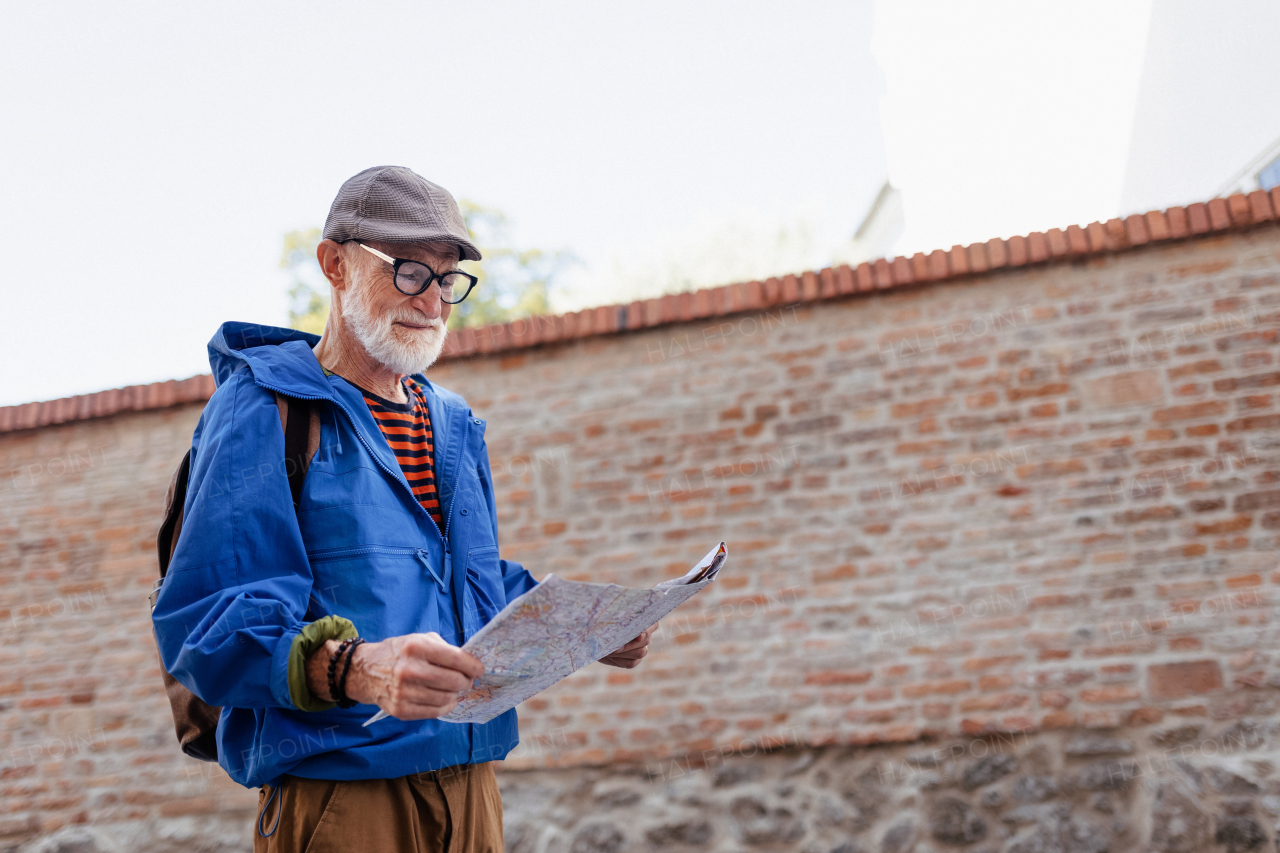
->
[360, 376, 442, 529]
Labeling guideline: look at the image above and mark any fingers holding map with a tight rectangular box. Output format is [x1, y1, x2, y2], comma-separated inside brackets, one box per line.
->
[364, 542, 727, 726]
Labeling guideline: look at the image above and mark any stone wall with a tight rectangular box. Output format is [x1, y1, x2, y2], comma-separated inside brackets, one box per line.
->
[501, 718, 1280, 853]
[1, 223, 1279, 852]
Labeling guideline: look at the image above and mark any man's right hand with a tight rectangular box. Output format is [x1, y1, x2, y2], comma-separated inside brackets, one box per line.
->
[306, 633, 484, 720]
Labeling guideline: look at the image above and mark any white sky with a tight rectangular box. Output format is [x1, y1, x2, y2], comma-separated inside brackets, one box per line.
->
[1120, 0, 1280, 214]
[5, 0, 1248, 408]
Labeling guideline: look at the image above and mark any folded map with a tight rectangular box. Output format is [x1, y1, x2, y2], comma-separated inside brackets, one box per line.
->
[363, 541, 727, 726]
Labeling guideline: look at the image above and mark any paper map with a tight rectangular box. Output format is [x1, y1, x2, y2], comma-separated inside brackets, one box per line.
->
[364, 541, 727, 726]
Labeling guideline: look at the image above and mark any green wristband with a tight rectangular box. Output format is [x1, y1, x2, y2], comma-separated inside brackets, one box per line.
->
[287, 615, 358, 712]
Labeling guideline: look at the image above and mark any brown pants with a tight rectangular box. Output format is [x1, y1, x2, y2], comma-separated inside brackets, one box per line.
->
[254, 763, 504, 853]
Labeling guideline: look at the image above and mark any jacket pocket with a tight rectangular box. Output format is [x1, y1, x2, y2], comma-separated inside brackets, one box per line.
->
[464, 546, 504, 628]
[305, 545, 447, 641]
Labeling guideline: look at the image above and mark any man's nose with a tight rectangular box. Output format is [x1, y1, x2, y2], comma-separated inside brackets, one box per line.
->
[409, 286, 443, 320]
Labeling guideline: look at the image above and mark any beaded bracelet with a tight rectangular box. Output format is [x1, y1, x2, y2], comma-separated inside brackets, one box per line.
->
[337, 638, 366, 709]
[327, 638, 359, 709]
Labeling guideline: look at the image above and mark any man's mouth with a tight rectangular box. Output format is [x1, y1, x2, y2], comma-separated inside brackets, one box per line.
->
[393, 320, 433, 330]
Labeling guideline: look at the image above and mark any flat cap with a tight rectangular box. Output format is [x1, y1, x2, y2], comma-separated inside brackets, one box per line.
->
[322, 165, 481, 261]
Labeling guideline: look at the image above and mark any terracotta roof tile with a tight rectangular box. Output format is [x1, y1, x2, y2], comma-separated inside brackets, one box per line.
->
[1008, 234, 1029, 266]
[986, 237, 1009, 269]
[872, 259, 893, 289]
[1065, 225, 1088, 256]
[1187, 203, 1210, 234]
[1248, 189, 1275, 223]
[5, 193, 1277, 433]
[1027, 232, 1049, 263]
[835, 265, 855, 295]
[927, 250, 948, 281]
[1046, 228, 1069, 258]
[1125, 214, 1149, 246]
[1145, 211, 1170, 242]
[909, 252, 930, 281]
[817, 268, 837, 299]
[780, 274, 800, 303]
[1227, 192, 1252, 226]
[803, 271, 822, 301]
[854, 262, 874, 291]
[891, 256, 913, 286]
[1208, 197, 1231, 230]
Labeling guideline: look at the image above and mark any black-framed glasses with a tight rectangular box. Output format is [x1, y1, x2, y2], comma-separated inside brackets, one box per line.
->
[357, 243, 478, 304]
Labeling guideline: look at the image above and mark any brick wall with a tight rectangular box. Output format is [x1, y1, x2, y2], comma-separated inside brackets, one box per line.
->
[1, 223, 1278, 851]
[434, 226, 1280, 768]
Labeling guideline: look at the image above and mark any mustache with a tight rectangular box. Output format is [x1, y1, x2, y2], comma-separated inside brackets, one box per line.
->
[385, 310, 445, 329]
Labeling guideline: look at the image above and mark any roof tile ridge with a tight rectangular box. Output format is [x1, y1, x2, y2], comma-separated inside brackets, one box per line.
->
[3, 191, 1276, 432]
[0, 374, 217, 434]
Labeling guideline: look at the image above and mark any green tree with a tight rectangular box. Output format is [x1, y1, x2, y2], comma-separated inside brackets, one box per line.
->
[447, 201, 562, 331]
[282, 203, 564, 335]
[282, 227, 327, 335]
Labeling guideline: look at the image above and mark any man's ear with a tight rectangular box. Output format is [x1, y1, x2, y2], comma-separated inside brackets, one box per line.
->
[317, 240, 350, 291]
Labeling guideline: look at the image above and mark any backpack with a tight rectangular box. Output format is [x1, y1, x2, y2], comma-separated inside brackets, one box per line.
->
[150, 394, 321, 762]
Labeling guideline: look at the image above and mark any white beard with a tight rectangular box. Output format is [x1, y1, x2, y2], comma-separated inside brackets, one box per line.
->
[341, 278, 448, 376]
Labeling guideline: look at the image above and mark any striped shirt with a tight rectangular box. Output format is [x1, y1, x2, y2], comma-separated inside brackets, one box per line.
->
[360, 376, 443, 529]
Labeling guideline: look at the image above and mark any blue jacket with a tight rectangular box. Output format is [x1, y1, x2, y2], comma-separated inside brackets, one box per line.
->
[152, 322, 538, 788]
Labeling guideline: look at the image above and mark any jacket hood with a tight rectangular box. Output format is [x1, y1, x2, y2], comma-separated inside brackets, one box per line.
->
[208, 322, 329, 397]
[207, 321, 468, 412]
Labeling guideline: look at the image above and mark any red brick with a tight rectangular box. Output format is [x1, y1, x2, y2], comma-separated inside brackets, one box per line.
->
[1039, 691, 1070, 708]
[1148, 660, 1224, 699]
[804, 670, 872, 686]
[1152, 401, 1229, 422]
[959, 692, 1028, 711]
[1008, 383, 1069, 401]
[1079, 685, 1141, 704]
[900, 679, 972, 698]
[1041, 711, 1075, 729]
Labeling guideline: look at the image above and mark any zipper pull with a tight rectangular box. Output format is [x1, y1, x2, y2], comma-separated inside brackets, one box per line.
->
[416, 549, 447, 592]
[442, 550, 452, 590]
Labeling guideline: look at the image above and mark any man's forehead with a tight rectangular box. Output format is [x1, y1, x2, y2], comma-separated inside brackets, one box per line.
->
[365, 240, 461, 267]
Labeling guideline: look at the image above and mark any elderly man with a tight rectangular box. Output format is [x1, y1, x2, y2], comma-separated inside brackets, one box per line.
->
[152, 166, 656, 853]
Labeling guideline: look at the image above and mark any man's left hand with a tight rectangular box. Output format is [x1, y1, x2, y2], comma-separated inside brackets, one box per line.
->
[598, 623, 659, 669]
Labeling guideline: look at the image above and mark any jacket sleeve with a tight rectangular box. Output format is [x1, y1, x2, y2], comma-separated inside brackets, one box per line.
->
[475, 433, 538, 603]
[151, 370, 321, 710]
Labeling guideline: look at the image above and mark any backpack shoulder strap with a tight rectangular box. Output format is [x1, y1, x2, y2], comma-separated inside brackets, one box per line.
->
[156, 449, 192, 580]
[275, 395, 322, 512]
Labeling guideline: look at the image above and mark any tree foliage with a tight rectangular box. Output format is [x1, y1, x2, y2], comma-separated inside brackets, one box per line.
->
[282, 227, 327, 335]
[282, 203, 564, 336]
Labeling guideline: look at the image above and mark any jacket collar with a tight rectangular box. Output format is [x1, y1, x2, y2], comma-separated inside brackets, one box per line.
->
[207, 322, 470, 505]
